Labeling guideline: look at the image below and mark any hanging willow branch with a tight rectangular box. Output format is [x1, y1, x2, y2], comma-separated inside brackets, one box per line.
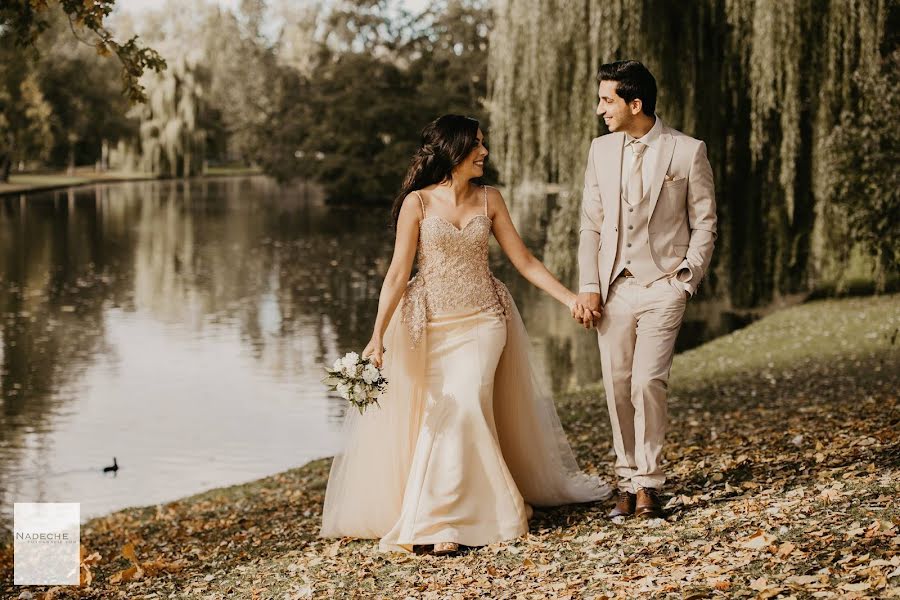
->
[487, 0, 893, 303]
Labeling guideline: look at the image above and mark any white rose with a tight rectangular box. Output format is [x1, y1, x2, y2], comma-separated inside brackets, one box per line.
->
[332, 357, 343, 371]
[352, 383, 366, 401]
[336, 382, 351, 399]
[362, 364, 379, 384]
[342, 352, 360, 369]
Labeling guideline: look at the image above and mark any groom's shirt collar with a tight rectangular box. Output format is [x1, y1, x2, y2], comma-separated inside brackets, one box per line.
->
[624, 113, 662, 149]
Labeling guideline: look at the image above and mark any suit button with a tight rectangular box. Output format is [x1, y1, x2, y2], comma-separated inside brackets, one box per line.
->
[627, 243, 632, 247]
[626, 260, 631, 264]
[628, 225, 634, 230]
[629, 208, 634, 212]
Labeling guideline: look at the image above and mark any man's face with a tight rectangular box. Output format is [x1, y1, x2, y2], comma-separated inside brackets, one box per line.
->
[596, 80, 636, 132]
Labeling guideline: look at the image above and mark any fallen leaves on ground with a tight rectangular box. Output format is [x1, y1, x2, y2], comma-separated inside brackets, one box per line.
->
[1, 295, 898, 599]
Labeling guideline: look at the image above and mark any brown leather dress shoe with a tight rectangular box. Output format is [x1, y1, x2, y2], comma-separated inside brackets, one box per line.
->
[608, 490, 637, 518]
[634, 487, 663, 519]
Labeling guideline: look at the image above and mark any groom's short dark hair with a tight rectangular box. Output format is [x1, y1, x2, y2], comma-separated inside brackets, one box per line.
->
[597, 60, 657, 116]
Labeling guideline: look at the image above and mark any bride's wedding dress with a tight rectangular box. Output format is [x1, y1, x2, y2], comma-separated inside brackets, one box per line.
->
[320, 185, 612, 552]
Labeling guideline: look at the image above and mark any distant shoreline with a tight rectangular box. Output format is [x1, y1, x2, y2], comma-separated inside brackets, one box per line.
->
[0, 167, 263, 198]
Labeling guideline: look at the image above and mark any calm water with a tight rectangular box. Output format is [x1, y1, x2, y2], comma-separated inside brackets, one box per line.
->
[0, 176, 750, 531]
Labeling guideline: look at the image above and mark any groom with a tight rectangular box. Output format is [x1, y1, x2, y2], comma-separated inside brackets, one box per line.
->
[573, 60, 717, 519]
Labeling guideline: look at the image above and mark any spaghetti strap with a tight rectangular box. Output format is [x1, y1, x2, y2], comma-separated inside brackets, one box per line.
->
[482, 185, 488, 217]
[413, 190, 426, 218]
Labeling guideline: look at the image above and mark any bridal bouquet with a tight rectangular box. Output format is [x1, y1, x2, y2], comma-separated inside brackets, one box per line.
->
[322, 352, 388, 414]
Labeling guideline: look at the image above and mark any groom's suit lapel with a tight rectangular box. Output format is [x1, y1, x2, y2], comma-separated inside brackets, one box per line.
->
[648, 124, 676, 218]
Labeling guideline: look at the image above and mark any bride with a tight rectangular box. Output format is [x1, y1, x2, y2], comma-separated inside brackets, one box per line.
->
[319, 114, 612, 555]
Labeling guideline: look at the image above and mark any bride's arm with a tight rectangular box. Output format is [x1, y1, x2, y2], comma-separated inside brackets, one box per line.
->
[489, 187, 594, 318]
[362, 193, 421, 368]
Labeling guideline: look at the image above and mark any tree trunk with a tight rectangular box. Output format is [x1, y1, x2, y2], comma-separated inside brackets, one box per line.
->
[1, 133, 14, 183]
[0, 154, 11, 183]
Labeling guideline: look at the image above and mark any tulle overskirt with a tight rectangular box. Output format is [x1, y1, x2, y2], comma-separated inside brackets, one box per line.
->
[319, 286, 612, 552]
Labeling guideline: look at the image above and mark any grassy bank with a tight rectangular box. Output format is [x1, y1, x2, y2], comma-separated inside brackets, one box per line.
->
[0, 167, 263, 197]
[1, 295, 897, 599]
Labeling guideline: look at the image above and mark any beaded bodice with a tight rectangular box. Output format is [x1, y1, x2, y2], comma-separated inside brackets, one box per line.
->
[400, 186, 512, 347]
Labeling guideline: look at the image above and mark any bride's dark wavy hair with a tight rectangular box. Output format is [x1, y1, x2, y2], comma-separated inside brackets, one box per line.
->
[391, 114, 482, 229]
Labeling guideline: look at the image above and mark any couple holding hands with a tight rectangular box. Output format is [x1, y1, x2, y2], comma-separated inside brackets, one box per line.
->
[320, 59, 717, 555]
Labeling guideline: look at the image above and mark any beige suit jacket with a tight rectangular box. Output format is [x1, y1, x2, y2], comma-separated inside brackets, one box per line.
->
[577, 117, 717, 304]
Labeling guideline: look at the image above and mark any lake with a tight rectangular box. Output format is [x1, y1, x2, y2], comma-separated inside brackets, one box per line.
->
[0, 176, 752, 532]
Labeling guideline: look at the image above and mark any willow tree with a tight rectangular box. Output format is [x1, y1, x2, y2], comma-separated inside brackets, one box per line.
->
[488, 0, 894, 306]
[130, 54, 208, 178]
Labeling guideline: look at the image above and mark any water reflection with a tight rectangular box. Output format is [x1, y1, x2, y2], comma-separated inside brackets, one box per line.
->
[0, 176, 752, 532]
[0, 177, 393, 531]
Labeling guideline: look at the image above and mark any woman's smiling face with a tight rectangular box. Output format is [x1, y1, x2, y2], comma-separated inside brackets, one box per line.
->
[454, 128, 488, 180]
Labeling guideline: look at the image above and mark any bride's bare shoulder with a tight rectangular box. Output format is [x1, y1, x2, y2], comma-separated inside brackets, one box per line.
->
[482, 185, 507, 218]
[399, 191, 426, 220]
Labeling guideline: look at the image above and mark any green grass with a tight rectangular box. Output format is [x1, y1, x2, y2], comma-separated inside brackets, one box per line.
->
[203, 166, 263, 176]
[672, 293, 897, 385]
[8, 174, 94, 185]
[0, 167, 262, 196]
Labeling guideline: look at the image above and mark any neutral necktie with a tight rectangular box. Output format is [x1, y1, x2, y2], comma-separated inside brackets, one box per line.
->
[627, 141, 647, 206]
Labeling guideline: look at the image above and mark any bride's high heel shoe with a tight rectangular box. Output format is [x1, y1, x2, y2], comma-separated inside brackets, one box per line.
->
[433, 542, 459, 555]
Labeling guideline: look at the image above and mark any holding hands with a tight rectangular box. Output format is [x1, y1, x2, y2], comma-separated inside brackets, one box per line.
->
[568, 292, 603, 329]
